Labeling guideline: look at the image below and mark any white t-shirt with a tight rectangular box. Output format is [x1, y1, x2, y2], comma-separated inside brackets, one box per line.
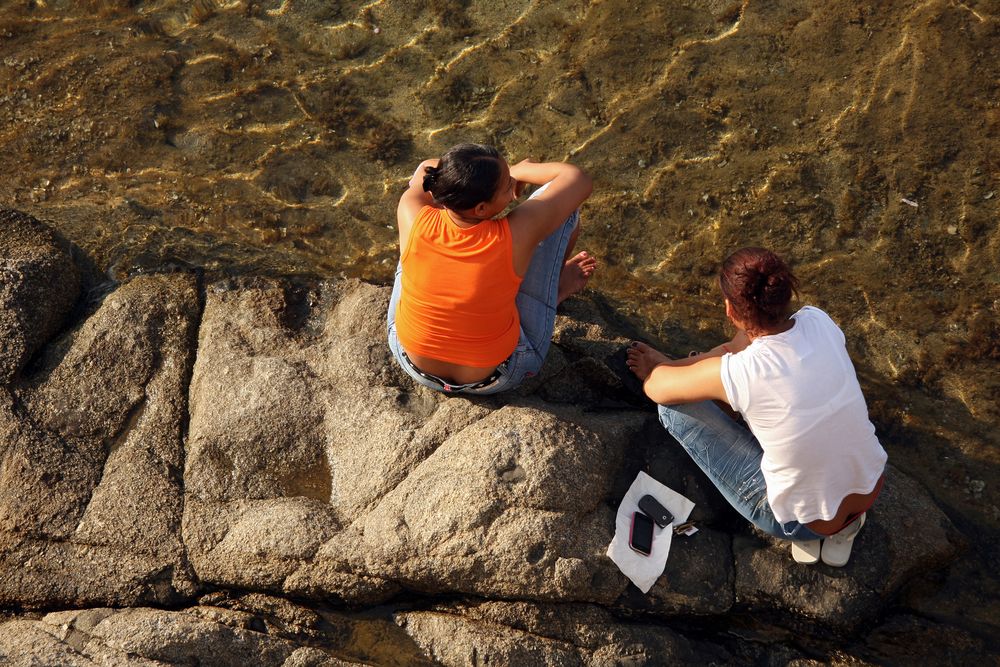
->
[720, 306, 887, 524]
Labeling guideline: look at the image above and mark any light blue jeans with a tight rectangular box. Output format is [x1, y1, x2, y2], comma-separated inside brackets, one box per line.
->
[387, 206, 579, 396]
[658, 401, 824, 542]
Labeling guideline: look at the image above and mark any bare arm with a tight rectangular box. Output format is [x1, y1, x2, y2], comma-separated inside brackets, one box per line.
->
[396, 159, 439, 246]
[507, 160, 592, 246]
[642, 357, 728, 405]
[666, 329, 750, 367]
[627, 335, 744, 405]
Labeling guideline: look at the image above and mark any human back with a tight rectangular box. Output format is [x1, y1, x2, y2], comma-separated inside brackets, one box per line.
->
[388, 143, 595, 392]
[395, 205, 521, 368]
[723, 305, 872, 438]
[716, 248, 886, 527]
[722, 304, 886, 525]
[627, 246, 886, 564]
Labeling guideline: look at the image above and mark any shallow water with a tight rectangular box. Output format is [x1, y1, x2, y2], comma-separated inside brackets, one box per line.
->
[1, 0, 999, 658]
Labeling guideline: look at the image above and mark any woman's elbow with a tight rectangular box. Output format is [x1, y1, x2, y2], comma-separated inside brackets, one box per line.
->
[642, 376, 675, 406]
[568, 165, 592, 191]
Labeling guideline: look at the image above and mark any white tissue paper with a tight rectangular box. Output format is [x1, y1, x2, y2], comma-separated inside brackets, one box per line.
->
[606, 470, 695, 593]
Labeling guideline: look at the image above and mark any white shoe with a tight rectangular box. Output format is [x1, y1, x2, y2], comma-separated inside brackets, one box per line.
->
[821, 513, 866, 567]
[791, 539, 821, 564]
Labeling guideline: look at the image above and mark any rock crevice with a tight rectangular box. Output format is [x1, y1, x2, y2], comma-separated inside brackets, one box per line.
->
[0, 211, 964, 662]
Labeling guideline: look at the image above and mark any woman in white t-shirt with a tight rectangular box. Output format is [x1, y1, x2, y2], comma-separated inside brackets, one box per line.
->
[626, 247, 887, 566]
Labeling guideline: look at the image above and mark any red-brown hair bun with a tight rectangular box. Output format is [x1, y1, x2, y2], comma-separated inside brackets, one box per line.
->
[719, 247, 799, 333]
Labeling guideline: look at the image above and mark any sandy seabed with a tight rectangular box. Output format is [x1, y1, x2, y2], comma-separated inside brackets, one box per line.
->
[1, 0, 998, 659]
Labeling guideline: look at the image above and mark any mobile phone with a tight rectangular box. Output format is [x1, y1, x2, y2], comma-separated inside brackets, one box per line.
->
[629, 511, 654, 556]
[638, 494, 673, 528]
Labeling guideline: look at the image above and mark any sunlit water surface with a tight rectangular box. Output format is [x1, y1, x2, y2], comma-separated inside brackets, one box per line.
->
[1, 0, 999, 658]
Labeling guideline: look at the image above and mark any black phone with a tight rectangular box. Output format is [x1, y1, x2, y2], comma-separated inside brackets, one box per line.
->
[629, 511, 654, 556]
[638, 494, 673, 528]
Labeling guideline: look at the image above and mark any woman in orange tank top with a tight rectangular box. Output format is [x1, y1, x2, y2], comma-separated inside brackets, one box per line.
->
[387, 143, 595, 395]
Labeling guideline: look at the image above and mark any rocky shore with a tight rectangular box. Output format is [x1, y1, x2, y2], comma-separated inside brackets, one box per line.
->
[0, 210, 986, 664]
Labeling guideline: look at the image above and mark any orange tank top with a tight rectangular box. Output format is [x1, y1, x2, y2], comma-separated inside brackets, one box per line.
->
[396, 206, 522, 366]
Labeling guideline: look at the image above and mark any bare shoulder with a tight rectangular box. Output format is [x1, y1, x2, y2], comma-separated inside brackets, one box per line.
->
[397, 159, 438, 247]
[398, 188, 427, 225]
[397, 196, 434, 250]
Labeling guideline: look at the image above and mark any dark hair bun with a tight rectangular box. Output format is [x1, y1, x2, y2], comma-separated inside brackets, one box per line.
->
[422, 166, 439, 192]
[423, 143, 503, 212]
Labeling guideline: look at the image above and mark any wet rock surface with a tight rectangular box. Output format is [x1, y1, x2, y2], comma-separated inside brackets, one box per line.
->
[0, 214, 990, 663]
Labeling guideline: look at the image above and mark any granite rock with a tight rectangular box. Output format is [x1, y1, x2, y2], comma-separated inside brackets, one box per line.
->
[0, 605, 361, 666]
[184, 278, 662, 608]
[0, 209, 81, 383]
[734, 465, 961, 629]
[395, 600, 734, 666]
[0, 273, 200, 609]
[0, 216, 968, 661]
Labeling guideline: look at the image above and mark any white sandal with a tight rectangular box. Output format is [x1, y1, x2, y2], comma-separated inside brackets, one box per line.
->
[791, 539, 822, 564]
[821, 513, 866, 567]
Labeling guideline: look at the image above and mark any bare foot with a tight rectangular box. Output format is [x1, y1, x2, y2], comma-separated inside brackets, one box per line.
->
[626, 341, 671, 381]
[557, 251, 597, 303]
